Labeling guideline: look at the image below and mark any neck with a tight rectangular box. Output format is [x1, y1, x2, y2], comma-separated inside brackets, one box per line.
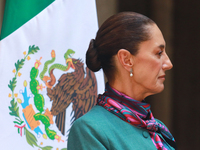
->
[108, 77, 151, 102]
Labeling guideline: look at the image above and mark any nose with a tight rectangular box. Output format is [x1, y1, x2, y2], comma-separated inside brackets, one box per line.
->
[162, 53, 173, 71]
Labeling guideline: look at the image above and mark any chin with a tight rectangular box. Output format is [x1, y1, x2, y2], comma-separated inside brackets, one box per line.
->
[157, 85, 165, 93]
[152, 84, 164, 94]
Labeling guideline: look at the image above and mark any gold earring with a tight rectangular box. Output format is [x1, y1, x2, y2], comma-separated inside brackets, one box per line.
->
[130, 68, 133, 77]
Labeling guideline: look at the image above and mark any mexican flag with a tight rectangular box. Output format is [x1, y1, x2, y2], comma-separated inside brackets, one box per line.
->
[0, 0, 104, 149]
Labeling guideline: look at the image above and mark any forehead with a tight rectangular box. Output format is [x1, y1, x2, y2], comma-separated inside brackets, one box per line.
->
[149, 24, 165, 46]
[137, 24, 165, 52]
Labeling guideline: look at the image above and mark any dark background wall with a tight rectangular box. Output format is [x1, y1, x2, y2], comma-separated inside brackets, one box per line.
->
[173, 0, 200, 149]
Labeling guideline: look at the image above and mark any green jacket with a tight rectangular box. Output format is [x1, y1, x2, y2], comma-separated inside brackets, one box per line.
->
[67, 105, 174, 150]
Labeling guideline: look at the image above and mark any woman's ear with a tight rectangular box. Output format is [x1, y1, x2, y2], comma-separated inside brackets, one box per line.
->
[117, 49, 134, 71]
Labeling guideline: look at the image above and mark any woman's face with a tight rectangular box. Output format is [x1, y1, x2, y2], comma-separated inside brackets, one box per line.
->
[132, 24, 173, 96]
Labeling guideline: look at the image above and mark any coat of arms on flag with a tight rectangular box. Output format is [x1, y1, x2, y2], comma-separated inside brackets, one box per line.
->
[8, 45, 98, 149]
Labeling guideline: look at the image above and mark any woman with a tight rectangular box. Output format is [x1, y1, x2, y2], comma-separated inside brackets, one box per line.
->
[67, 12, 177, 150]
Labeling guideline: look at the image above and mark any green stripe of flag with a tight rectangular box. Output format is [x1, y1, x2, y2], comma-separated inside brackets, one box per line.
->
[0, 0, 54, 40]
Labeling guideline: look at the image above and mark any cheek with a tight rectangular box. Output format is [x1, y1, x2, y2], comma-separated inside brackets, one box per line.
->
[136, 56, 161, 72]
[133, 58, 161, 83]
[149, 61, 162, 76]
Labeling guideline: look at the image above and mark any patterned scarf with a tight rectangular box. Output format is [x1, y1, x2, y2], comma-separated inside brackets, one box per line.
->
[97, 83, 177, 150]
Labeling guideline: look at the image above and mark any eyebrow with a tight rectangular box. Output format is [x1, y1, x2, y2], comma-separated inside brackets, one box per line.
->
[159, 44, 165, 49]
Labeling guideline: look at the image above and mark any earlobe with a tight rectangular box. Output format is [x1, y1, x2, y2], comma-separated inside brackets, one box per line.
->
[117, 49, 134, 71]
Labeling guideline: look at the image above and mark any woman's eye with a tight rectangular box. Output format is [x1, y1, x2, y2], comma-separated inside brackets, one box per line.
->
[158, 51, 163, 56]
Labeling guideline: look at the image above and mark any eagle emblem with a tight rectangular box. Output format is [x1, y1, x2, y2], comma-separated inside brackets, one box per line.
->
[8, 45, 98, 149]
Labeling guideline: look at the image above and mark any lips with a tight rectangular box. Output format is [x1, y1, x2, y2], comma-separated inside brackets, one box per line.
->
[158, 75, 165, 79]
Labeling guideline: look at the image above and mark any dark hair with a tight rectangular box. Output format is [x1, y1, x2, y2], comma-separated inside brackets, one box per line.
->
[86, 12, 155, 81]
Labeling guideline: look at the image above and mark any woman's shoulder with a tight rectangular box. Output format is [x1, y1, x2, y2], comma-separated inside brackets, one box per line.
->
[73, 105, 117, 127]
[69, 105, 158, 150]
[72, 105, 141, 135]
[72, 105, 151, 137]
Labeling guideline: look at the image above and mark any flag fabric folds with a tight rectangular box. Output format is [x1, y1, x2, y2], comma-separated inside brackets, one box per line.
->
[0, 0, 104, 149]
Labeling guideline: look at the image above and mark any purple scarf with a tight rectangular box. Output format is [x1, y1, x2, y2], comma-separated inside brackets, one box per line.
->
[97, 83, 177, 150]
